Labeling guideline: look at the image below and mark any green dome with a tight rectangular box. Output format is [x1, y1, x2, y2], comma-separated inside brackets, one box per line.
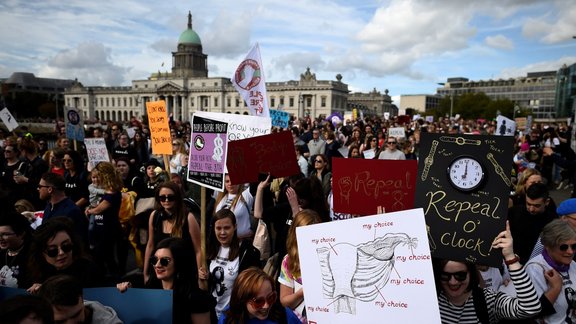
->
[178, 29, 201, 45]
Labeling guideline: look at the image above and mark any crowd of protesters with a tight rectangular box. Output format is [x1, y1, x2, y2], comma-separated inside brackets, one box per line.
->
[0, 113, 576, 323]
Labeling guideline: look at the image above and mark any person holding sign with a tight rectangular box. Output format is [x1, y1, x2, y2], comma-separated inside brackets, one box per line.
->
[525, 219, 576, 323]
[433, 221, 541, 323]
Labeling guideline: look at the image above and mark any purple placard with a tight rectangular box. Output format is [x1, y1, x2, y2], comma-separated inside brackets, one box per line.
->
[187, 115, 228, 191]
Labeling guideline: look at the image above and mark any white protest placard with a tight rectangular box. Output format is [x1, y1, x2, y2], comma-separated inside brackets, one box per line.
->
[388, 127, 406, 139]
[84, 138, 111, 170]
[496, 115, 516, 136]
[194, 111, 271, 141]
[0, 108, 19, 132]
[64, 106, 85, 141]
[363, 149, 376, 159]
[296, 208, 440, 324]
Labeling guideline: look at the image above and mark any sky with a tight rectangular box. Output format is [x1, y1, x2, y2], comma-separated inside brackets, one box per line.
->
[1, 0, 576, 106]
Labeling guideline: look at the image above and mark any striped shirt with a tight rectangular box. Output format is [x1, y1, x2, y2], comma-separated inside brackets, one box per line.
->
[438, 267, 541, 323]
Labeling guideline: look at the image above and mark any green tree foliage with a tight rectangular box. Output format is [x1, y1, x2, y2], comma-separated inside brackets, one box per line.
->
[435, 93, 518, 120]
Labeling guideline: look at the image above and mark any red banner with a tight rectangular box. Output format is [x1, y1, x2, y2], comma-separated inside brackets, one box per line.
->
[227, 131, 300, 184]
[332, 158, 417, 215]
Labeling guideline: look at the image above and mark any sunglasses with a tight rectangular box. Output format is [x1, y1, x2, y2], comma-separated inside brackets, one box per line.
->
[559, 243, 576, 252]
[44, 243, 74, 258]
[249, 291, 277, 309]
[158, 195, 176, 202]
[150, 256, 172, 267]
[440, 271, 468, 282]
[315, 160, 324, 163]
[387, 142, 397, 144]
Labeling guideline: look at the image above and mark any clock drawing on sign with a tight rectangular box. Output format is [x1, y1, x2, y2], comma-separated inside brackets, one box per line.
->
[447, 156, 486, 192]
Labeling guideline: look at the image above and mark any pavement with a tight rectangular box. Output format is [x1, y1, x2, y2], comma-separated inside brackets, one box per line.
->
[550, 183, 573, 205]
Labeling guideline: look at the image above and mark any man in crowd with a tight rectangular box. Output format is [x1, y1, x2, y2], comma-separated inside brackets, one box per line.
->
[378, 136, 406, 160]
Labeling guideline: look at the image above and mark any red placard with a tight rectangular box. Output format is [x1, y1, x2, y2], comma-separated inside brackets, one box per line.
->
[332, 158, 417, 215]
[227, 131, 300, 184]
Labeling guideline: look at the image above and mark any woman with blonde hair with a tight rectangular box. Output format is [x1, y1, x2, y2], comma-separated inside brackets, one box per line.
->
[509, 168, 556, 210]
[214, 174, 254, 239]
[279, 209, 322, 322]
[170, 138, 187, 174]
[85, 161, 123, 278]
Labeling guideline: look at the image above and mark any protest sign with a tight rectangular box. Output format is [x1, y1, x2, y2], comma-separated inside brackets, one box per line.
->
[146, 100, 172, 155]
[227, 131, 299, 184]
[84, 138, 110, 169]
[414, 133, 514, 266]
[296, 208, 440, 324]
[231, 43, 270, 117]
[0, 107, 18, 132]
[332, 158, 417, 215]
[270, 109, 290, 128]
[64, 106, 85, 141]
[496, 115, 516, 136]
[187, 115, 228, 191]
[387, 127, 406, 139]
[194, 111, 271, 141]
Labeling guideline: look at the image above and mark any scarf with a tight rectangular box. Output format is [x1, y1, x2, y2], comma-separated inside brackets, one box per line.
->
[543, 248, 571, 273]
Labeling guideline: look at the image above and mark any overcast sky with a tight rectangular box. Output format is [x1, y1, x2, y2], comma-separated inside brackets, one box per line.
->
[1, 0, 575, 105]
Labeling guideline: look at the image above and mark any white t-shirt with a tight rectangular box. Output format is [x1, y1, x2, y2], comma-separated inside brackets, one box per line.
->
[209, 246, 240, 318]
[215, 189, 254, 238]
[526, 255, 576, 324]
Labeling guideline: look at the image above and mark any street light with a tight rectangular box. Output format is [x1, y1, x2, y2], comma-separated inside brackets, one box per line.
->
[513, 105, 520, 119]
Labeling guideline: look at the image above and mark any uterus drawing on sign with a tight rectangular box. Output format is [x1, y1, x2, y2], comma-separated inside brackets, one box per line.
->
[316, 233, 417, 315]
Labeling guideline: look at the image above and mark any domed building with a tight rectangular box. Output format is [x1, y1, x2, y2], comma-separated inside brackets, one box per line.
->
[65, 12, 392, 123]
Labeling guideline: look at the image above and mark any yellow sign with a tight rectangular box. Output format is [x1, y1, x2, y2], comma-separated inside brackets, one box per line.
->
[146, 100, 172, 155]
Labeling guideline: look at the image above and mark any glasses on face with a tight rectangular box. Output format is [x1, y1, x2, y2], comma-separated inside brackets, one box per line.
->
[37, 185, 52, 190]
[315, 159, 324, 163]
[249, 291, 277, 309]
[44, 243, 74, 258]
[387, 141, 397, 145]
[172, 143, 180, 146]
[158, 195, 176, 202]
[558, 243, 576, 252]
[0, 232, 16, 239]
[150, 256, 172, 267]
[440, 271, 468, 282]
[372, 139, 377, 142]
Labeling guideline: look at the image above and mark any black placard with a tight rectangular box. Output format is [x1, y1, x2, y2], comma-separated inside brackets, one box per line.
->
[415, 133, 514, 266]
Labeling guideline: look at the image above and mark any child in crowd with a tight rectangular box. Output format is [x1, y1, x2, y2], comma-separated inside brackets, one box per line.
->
[87, 168, 106, 248]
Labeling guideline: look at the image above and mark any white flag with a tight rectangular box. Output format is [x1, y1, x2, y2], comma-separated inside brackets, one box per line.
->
[231, 43, 270, 117]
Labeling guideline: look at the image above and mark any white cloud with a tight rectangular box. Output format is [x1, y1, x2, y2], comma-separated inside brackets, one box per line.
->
[485, 35, 514, 50]
[498, 56, 576, 78]
[522, 0, 576, 44]
[40, 43, 129, 86]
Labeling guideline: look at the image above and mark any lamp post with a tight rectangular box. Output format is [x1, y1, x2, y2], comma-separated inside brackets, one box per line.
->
[513, 105, 520, 119]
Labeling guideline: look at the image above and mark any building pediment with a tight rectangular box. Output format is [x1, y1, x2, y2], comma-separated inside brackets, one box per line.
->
[157, 82, 183, 92]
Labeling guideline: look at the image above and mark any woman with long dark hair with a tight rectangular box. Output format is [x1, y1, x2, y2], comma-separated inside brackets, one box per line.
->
[199, 209, 260, 319]
[63, 150, 89, 208]
[119, 237, 214, 323]
[143, 181, 201, 283]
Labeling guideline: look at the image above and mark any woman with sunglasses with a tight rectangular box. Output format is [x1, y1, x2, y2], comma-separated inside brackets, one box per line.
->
[143, 181, 201, 283]
[119, 237, 215, 323]
[63, 150, 89, 208]
[220, 267, 300, 324]
[169, 138, 186, 174]
[199, 209, 261, 319]
[0, 210, 33, 288]
[525, 219, 576, 323]
[26, 217, 104, 293]
[310, 154, 331, 198]
[433, 221, 540, 323]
